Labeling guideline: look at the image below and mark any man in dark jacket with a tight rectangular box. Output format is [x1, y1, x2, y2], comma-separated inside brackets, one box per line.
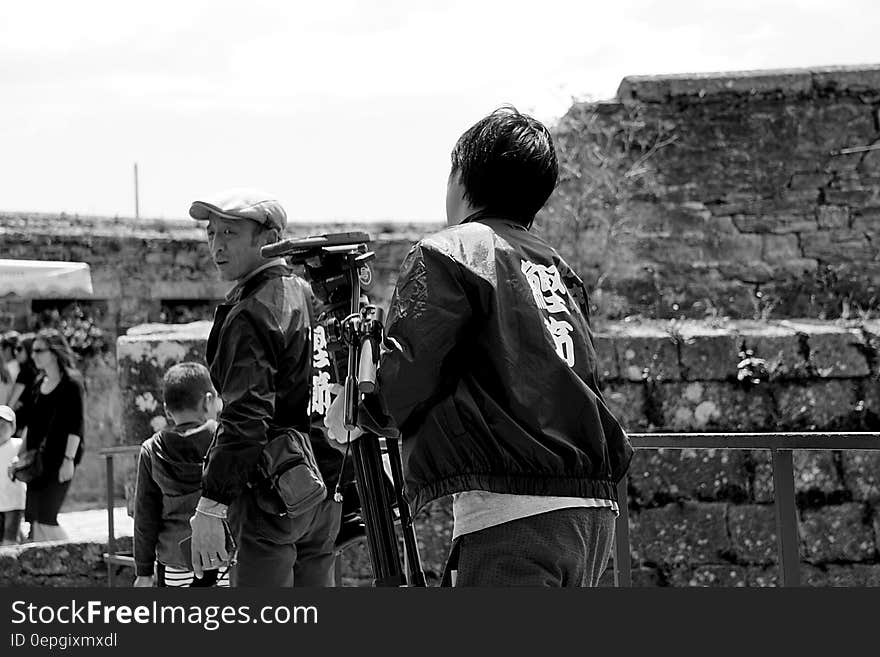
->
[328, 107, 633, 586]
[188, 188, 341, 587]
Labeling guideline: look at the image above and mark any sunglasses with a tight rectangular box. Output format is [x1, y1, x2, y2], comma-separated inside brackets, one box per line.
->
[31, 347, 49, 354]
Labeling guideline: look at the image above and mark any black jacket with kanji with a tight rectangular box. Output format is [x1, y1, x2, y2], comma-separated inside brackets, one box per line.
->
[371, 216, 634, 514]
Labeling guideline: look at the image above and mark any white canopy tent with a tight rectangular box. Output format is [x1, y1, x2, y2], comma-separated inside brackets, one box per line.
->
[0, 259, 94, 298]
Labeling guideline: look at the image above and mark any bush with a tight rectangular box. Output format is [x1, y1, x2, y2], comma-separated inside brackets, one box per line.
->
[35, 304, 110, 359]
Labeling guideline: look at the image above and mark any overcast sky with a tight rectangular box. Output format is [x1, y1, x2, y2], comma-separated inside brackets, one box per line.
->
[1, 0, 877, 223]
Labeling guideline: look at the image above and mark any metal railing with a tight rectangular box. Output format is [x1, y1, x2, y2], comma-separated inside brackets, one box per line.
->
[98, 445, 140, 586]
[613, 432, 880, 587]
[102, 431, 880, 587]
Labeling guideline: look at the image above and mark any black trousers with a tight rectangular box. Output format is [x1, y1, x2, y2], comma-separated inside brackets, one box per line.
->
[227, 490, 342, 587]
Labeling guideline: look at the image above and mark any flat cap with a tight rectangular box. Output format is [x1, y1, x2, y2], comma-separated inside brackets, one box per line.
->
[189, 188, 287, 231]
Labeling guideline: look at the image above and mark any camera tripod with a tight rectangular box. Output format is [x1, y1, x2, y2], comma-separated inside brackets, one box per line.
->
[263, 233, 426, 587]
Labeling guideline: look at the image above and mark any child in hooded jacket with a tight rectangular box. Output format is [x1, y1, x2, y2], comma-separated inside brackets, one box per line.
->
[132, 362, 227, 587]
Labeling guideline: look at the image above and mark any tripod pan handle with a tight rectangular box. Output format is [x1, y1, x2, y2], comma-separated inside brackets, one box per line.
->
[358, 339, 377, 393]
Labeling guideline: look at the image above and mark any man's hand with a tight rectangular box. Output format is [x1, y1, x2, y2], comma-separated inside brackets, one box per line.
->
[324, 385, 363, 449]
[189, 503, 229, 580]
[133, 575, 154, 588]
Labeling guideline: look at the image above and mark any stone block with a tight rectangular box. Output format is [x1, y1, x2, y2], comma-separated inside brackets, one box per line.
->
[841, 451, 880, 500]
[655, 381, 776, 432]
[676, 326, 741, 381]
[790, 172, 833, 190]
[850, 206, 880, 231]
[17, 542, 107, 577]
[816, 205, 850, 229]
[716, 261, 775, 283]
[733, 322, 803, 377]
[695, 233, 765, 265]
[117, 322, 212, 444]
[801, 564, 880, 587]
[597, 324, 681, 382]
[777, 320, 870, 377]
[811, 67, 880, 94]
[750, 450, 849, 504]
[780, 188, 821, 206]
[144, 252, 166, 266]
[746, 566, 780, 587]
[728, 504, 778, 564]
[800, 503, 875, 562]
[773, 258, 820, 278]
[774, 380, 859, 429]
[793, 451, 846, 497]
[762, 234, 803, 262]
[601, 383, 649, 432]
[630, 502, 730, 565]
[802, 230, 875, 262]
[732, 213, 817, 234]
[592, 334, 619, 381]
[823, 188, 877, 207]
[666, 565, 749, 587]
[627, 448, 750, 505]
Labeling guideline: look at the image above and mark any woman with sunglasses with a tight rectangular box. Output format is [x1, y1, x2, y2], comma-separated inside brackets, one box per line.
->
[6, 333, 38, 435]
[18, 329, 84, 541]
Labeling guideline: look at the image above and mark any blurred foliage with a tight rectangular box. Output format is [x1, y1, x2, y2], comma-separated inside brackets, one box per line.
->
[535, 102, 677, 319]
[34, 303, 110, 359]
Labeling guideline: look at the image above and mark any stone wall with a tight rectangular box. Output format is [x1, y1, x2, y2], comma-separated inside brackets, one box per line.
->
[596, 318, 880, 586]
[0, 212, 433, 335]
[0, 540, 128, 587]
[114, 317, 880, 586]
[538, 65, 880, 320]
[0, 212, 435, 505]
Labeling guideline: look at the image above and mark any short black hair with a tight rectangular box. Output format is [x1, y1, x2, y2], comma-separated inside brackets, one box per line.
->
[162, 362, 214, 413]
[450, 106, 558, 224]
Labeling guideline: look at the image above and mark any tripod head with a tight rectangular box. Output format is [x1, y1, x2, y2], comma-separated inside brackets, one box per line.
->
[261, 232, 380, 386]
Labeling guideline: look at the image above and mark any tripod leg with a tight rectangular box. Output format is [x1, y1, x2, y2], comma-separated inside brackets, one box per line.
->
[385, 438, 426, 587]
[351, 434, 406, 587]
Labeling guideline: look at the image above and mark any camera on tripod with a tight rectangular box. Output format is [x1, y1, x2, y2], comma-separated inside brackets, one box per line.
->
[263, 232, 381, 394]
[261, 232, 426, 587]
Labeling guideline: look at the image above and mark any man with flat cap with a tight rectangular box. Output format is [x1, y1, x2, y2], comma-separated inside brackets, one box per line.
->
[188, 188, 342, 587]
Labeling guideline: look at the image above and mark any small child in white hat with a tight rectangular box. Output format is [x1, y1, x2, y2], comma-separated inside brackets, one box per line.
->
[0, 405, 26, 545]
